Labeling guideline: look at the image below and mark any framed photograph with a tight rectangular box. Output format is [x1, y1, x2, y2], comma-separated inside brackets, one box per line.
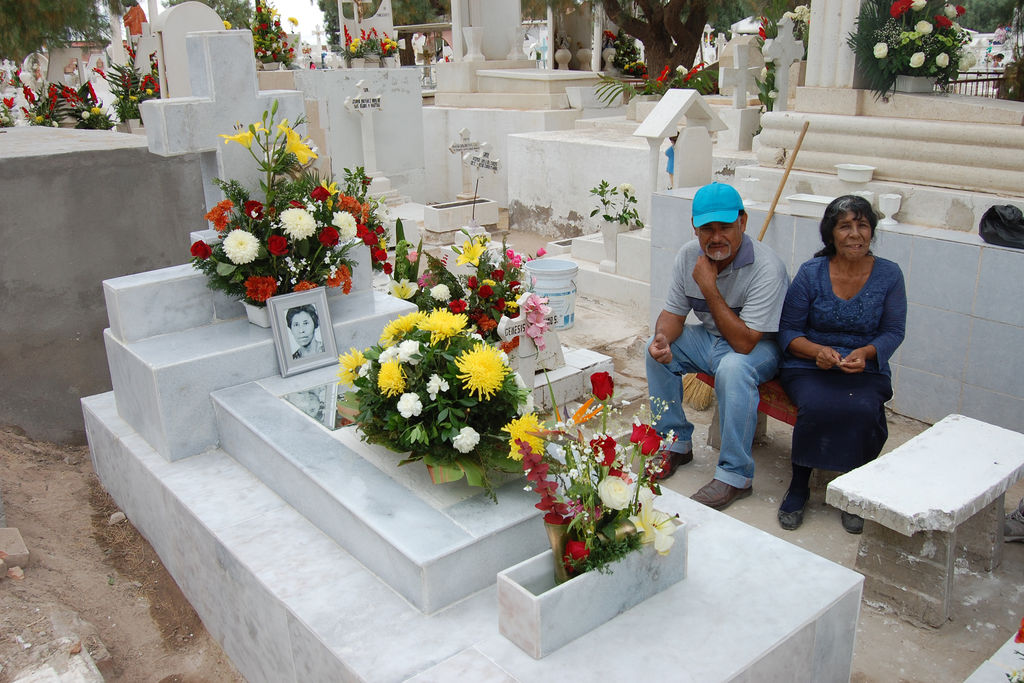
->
[267, 288, 338, 377]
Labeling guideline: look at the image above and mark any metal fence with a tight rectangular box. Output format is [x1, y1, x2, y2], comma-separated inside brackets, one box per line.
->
[944, 70, 1006, 97]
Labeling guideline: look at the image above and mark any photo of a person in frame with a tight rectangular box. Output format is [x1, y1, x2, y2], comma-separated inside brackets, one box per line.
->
[287, 304, 325, 359]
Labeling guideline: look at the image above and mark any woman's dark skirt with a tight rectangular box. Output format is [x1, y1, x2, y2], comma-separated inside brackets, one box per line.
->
[779, 368, 893, 472]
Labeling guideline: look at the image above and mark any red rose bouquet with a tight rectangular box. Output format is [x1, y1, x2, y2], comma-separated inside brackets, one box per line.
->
[504, 372, 680, 581]
[189, 101, 358, 306]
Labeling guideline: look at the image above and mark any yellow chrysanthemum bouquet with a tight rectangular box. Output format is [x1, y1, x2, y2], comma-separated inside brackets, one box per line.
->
[339, 309, 531, 498]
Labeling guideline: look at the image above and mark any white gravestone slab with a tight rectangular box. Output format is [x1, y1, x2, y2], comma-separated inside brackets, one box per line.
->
[448, 127, 481, 200]
[343, 78, 403, 206]
[150, 2, 224, 98]
[633, 89, 727, 199]
[140, 30, 305, 211]
[761, 16, 805, 113]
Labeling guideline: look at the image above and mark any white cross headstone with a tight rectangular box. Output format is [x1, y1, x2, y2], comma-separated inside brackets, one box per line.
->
[448, 127, 481, 199]
[313, 24, 324, 49]
[344, 79, 383, 175]
[719, 38, 759, 109]
[465, 142, 500, 226]
[140, 30, 305, 211]
[497, 293, 564, 387]
[762, 16, 805, 113]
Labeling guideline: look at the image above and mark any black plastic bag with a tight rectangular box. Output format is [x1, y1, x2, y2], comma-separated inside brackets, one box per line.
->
[979, 205, 1024, 249]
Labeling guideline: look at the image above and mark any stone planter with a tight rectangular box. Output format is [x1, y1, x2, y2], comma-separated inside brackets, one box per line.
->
[894, 75, 935, 93]
[576, 47, 592, 71]
[241, 301, 271, 327]
[599, 220, 630, 273]
[497, 520, 687, 658]
[554, 47, 572, 70]
[259, 61, 281, 71]
[349, 57, 365, 69]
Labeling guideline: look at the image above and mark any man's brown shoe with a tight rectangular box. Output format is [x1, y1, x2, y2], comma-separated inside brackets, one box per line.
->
[691, 479, 752, 510]
[648, 448, 693, 481]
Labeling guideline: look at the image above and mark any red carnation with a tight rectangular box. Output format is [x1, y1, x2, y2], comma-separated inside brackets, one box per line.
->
[190, 240, 212, 259]
[508, 280, 521, 290]
[310, 185, 330, 202]
[491, 268, 505, 281]
[449, 299, 468, 313]
[361, 230, 378, 246]
[375, 226, 384, 235]
[956, 4, 965, 15]
[934, 14, 952, 28]
[590, 371, 614, 401]
[467, 276, 478, 290]
[319, 226, 340, 247]
[243, 200, 264, 219]
[492, 298, 506, 311]
[268, 234, 289, 255]
[372, 247, 387, 262]
[478, 284, 493, 298]
[382, 262, 393, 275]
[890, 0, 913, 18]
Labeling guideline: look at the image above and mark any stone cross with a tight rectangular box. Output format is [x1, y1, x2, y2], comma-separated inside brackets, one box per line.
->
[344, 79, 384, 175]
[496, 293, 564, 386]
[313, 24, 324, 48]
[448, 128, 481, 199]
[761, 16, 805, 112]
[140, 30, 305, 211]
[468, 142, 500, 178]
[719, 38, 759, 109]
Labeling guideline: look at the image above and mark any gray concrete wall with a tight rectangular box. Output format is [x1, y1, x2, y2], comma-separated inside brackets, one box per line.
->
[0, 128, 205, 444]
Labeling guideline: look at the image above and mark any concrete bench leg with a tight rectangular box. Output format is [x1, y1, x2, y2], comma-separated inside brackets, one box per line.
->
[854, 521, 953, 628]
[956, 493, 1005, 572]
[707, 407, 767, 450]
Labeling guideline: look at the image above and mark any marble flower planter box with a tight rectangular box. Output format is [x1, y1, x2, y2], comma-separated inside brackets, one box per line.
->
[497, 523, 687, 658]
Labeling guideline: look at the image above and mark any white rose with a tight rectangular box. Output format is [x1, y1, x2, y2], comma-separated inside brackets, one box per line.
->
[944, 3, 957, 18]
[81, 111, 90, 119]
[618, 182, 634, 195]
[598, 475, 633, 511]
[280, 208, 316, 240]
[452, 426, 480, 453]
[397, 339, 421, 364]
[915, 20, 932, 34]
[935, 52, 949, 68]
[429, 283, 450, 301]
[873, 42, 888, 59]
[396, 392, 423, 419]
[768, 90, 778, 100]
[332, 211, 358, 241]
[222, 229, 260, 264]
[909, 51, 926, 68]
[911, 0, 926, 9]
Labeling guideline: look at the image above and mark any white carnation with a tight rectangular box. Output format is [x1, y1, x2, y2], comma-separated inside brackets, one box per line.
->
[944, 3, 957, 18]
[911, 0, 926, 8]
[397, 339, 421, 364]
[618, 182, 634, 194]
[935, 52, 949, 68]
[426, 373, 449, 400]
[429, 284, 451, 301]
[915, 20, 932, 35]
[332, 211, 358, 241]
[873, 42, 888, 59]
[519, 392, 534, 415]
[397, 392, 423, 419]
[280, 208, 316, 240]
[358, 361, 371, 377]
[909, 51, 926, 68]
[452, 426, 480, 453]
[379, 345, 400, 363]
[222, 229, 260, 264]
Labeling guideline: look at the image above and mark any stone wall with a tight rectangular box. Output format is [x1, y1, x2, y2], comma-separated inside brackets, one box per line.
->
[651, 188, 1024, 433]
[0, 128, 204, 444]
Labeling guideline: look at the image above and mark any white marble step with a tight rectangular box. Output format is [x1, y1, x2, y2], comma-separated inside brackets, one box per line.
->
[210, 380, 546, 614]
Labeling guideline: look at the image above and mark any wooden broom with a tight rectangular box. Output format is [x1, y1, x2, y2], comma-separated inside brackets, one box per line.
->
[682, 121, 811, 410]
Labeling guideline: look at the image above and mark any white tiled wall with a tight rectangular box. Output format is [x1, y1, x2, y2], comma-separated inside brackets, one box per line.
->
[651, 189, 1024, 433]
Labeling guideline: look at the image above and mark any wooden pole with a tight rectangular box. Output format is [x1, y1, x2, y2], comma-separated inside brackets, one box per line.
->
[758, 120, 810, 242]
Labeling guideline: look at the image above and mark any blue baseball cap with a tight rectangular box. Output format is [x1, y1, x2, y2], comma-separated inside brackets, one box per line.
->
[692, 183, 744, 227]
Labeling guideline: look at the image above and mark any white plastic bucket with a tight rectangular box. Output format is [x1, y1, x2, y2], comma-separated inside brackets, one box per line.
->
[524, 258, 579, 330]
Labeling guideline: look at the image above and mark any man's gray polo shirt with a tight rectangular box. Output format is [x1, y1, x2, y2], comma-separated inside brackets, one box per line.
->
[664, 235, 789, 337]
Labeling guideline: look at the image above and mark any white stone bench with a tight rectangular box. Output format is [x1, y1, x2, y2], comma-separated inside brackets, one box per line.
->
[826, 414, 1024, 627]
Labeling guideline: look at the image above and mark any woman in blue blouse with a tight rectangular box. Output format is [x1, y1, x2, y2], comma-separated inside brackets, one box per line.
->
[776, 195, 907, 533]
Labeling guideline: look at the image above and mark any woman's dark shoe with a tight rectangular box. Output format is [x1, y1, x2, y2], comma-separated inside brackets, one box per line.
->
[778, 507, 804, 530]
[841, 511, 864, 534]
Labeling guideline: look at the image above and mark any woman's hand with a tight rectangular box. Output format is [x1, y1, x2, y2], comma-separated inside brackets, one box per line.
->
[815, 345, 842, 369]
[838, 347, 870, 374]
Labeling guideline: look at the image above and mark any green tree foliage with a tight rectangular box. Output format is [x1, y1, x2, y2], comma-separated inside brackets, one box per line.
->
[0, 0, 114, 60]
[961, 0, 1017, 32]
[599, 0, 711, 75]
[164, 0, 253, 29]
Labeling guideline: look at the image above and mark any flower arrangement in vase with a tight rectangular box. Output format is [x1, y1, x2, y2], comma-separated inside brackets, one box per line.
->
[101, 46, 160, 123]
[188, 101, 358, 307]
[506, 372, 679, 581]
[589, 180, 643, 228]
[848, 0, 973, 97]
[70, 81, 114, 130]
[339, 308, 531, 498]
[595, 62, 716, 106]
[386, 230, 540, 344]
[252, 0, 295, 67]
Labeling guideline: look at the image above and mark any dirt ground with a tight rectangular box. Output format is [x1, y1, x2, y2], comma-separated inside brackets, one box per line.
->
[0, 427, 243, 683]
[1, 228, 1021, 681]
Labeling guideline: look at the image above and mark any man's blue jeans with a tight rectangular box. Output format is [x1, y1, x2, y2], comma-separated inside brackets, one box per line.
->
[646, 324, 781, 489]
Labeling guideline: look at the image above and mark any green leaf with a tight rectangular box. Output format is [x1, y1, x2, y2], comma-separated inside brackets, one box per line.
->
[216, 262, 237, 276]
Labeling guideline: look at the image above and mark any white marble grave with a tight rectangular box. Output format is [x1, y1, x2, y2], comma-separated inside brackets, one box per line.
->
[141, 30, 305, 209]
[149, 1, 224, 98]
[761, 16, 805, 113]
[718, 37, 762, 151]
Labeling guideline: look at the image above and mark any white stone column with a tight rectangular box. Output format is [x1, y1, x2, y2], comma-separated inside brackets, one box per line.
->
[451, 0, 465, 62]
[805, 0, 862, 88]
[546, 6, 555, 70]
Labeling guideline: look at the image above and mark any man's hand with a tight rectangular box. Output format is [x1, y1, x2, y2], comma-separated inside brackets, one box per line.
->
[649, 332, 673, 364]
[692, 254, 718, 295]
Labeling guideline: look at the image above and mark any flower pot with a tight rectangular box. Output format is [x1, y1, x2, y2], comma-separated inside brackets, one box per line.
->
[127, 118, 145, 135]
[363, 53, 381, 68]
[463, 26, 485, 62]
[894, 75, 935, 93]
[554, 47, 572, 70]
[497, 519, 687, 658]
[260, 61, 281, 71]
[599, 220, 629, 273]
[350, 57, 366, 69]
[576, 47, 592, 71]
[241, 301, 271, 327]
[602, 46, 616, 72]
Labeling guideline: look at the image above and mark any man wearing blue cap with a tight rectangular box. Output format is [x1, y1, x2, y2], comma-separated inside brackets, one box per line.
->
[647, 182, 789, 510]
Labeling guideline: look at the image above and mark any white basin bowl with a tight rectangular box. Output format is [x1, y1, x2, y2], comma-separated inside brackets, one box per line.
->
[835, 164, 876, 183]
